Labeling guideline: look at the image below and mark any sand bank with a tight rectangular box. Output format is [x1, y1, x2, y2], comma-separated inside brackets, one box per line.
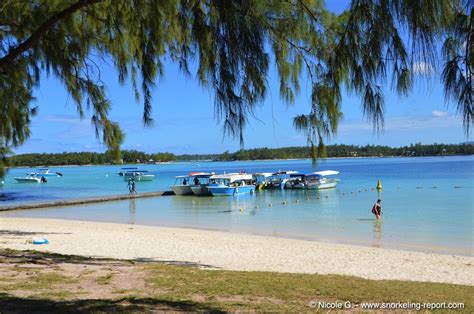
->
[0, 217, 472, 286]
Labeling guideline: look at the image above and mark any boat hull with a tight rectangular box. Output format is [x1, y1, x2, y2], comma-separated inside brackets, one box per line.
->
[124, 175, 155, 182]
[171, 185, 194, 195]
[27, 173, 58, 177]
[191, 185, 211, 196]
[306, 182, 337, 190]
[208, 185, 255, 196]
[14, 177, 41, 183]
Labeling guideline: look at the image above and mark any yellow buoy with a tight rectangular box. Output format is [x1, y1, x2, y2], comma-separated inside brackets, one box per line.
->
[268, 203, 272, 207]
[376, 179, 382, 190]
[239, 208, 244, 212]
[282, 201, 287, 205]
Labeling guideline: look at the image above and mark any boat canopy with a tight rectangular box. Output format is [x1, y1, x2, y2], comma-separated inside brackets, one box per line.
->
[175, 175, 189, 179]
[188, 172, 213, 178]
[313, 170, 339, 177]
[253, 172, 273, 177]
[210, 173, 253, 182]
[273, 170, 298, 175]
[289, 172, 307, 178]
[121, 167, 139, 170]
[175, 172, 213, 179]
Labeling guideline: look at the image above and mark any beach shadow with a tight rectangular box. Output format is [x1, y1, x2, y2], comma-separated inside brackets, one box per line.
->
[0, 293, 225, 313]
[0, 249, 218, 269]
[0, 230, 72, 236]
[0, 249, 129, 266]
[134, 257, 217, 269]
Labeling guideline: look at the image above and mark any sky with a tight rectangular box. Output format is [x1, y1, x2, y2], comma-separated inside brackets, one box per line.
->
[14, 1, 470, 155]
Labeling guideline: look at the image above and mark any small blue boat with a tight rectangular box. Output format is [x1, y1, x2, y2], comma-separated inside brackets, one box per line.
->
[207, 173, 256, 196]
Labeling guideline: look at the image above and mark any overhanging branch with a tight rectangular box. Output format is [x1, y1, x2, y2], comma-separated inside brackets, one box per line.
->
[0, 0, 103, 70]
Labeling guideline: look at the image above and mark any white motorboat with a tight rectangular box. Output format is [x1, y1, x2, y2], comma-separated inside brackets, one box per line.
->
[14, 175, 43, 183]
[306, 170, 340, 189]
[123, 172, 155, 181]
[267, 170, 299, 189]
[285, 170, 339, 190]
[117, 167, 139, 176]
[27, 168, 62, 177]
[171, 172, 213, 195]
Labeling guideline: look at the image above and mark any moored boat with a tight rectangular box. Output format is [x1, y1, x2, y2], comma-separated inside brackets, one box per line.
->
[267, 170, 299, 189]
[14, 175, 43, 183]
[27, 168, 62, 177]
[123, 174, 155, 181]
[252, 172, 273, 190]
[284, 173, 307, 189]
[171, 172, 213, 195]
[306, 170, 340, 189]
[118, 167, 139, 176]
[207, 173, 255, 196]
[285, 170, 339, 190]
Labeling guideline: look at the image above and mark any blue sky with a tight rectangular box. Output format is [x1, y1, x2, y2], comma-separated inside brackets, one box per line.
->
[15, 1, 469, 155]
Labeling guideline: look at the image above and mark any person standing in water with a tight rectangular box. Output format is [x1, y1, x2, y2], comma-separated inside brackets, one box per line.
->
[372, 199, 382, 220]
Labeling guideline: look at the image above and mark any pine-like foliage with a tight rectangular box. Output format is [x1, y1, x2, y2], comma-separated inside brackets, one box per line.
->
[0, 0, 472, 171]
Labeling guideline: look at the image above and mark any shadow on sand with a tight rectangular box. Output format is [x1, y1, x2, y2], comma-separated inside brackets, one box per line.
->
[0, 294, 225, 313]
[0, 249, 216, 268]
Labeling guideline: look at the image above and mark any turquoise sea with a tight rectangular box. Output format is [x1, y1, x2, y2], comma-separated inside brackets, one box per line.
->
[1, 156, 473, 255]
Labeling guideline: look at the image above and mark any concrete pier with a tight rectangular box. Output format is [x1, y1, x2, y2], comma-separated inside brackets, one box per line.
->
[0, 191, 173, 212]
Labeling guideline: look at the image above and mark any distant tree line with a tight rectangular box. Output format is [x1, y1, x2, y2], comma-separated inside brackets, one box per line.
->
[6, 144, 473, 167]
[178, 143, 474, 161]
[8, 150, 176, 167]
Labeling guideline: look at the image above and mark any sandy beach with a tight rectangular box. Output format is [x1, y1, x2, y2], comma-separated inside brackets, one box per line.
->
[0, 217, 472, 286]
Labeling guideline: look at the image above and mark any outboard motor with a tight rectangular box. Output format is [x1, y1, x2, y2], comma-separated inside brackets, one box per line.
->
[56, 172, 63, 177]
[40, 176, 47, 183]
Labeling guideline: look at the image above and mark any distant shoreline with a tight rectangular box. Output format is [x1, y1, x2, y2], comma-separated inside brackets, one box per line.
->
[6, 154, 473, 168]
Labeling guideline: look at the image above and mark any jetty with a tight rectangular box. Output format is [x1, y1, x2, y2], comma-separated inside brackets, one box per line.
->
[0, 191, 173, 212]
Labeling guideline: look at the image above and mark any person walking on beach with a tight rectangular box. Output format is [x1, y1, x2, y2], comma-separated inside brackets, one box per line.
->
[127, 179, 132, 194]
[127, 178, 136, 195]
[372, 199, 382, 220]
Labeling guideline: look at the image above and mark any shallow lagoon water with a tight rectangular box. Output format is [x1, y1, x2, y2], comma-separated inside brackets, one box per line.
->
[1, 156, 473, 255]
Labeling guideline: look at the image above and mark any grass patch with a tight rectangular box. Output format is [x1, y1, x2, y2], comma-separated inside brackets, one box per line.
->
[1, 249, 472, 312]
[144, 264, 474, 312]
[96, 273, 114, 286]
[1, 272, 78, 292]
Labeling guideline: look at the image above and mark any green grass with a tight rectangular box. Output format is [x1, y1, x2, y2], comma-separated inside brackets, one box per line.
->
[0, 272, 78, 292]
[144, 264, 474, 312]
[96, 273, 114, 286]
[1, 249, 472, 312]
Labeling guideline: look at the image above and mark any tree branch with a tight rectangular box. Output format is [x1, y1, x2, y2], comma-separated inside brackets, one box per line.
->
[0, 0, 103, 70]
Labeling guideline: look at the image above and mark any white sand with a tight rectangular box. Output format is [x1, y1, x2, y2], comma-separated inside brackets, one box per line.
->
[1, 217, 472, 285]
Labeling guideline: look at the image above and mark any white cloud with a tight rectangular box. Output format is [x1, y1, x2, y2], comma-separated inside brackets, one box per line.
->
[432, 110, 448, 117]
[339, 114, 461, 133]
[412, 62, 434, 75]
